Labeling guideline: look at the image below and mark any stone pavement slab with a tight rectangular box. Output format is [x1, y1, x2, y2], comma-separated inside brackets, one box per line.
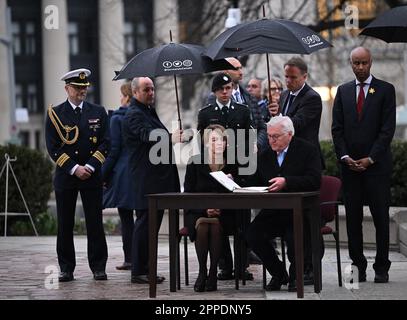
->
[0, 236, 406, 300]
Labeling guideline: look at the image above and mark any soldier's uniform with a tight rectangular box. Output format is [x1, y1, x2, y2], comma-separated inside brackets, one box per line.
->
[198, 74, 252, 166]
[45, 68, 109, 280]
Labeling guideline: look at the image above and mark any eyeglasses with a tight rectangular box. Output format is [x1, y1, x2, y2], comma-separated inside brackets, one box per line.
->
[69, 84, 88, 91]
[247, 84, 259, 88]
[268, 133, 286, 141]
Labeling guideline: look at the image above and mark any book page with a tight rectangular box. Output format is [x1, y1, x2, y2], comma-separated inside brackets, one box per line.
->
[209, 171, 242, 191]
[233, 186, 268, 193]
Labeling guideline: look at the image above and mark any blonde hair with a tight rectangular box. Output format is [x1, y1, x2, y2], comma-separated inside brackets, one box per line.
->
[120, 81, 132, 99]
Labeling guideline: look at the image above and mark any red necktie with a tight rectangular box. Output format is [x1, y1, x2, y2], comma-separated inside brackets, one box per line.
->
[356, 83, 365, 119]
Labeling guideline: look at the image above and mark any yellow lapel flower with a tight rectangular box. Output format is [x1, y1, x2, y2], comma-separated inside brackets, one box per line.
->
[369, 88, 375, 94]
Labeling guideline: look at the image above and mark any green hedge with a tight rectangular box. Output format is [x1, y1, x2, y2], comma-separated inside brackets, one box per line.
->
[320, 139, 407, 207]
[0, 144, 53, 235]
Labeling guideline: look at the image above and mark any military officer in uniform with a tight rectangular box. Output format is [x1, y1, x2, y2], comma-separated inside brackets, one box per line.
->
[198, 73, 252, 164]
[45, 68, 109, 282]
[197, 72, 254, 281]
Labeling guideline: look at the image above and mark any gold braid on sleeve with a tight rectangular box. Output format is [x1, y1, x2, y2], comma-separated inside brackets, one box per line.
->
[47, 105, 79, 145]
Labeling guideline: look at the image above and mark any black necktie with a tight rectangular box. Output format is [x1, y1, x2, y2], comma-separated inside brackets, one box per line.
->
[283, 94, 295, 115]
[74, 106, 81, 121]
[221, 105, 229, 124]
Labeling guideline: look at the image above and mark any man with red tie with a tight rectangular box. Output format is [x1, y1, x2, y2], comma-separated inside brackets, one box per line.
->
[332, 46, 396, 284]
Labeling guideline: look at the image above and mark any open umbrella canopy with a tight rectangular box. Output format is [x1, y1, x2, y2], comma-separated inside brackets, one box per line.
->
[113, 43, 235, 80]
[205, 18, 332, 60]
[359, 5, 407, 43]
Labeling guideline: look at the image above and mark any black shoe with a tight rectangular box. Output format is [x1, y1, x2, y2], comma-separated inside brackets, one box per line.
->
[239, 269, 254, 281]
[116, 262, 132, 270]
[58, 271, 74, 282]
[194, 273, 207, 292]
[374, 271, 389, 283]
[205, 273, 217, 292]
[288, 280, 297, 292]
[350, 270, 366, 283]
[131, 274, 165, 284]
[217, 269, 234, 280]
[304, 269, 314, 286]
[93, 271, 107, 280]
[265, 271, 289, 291]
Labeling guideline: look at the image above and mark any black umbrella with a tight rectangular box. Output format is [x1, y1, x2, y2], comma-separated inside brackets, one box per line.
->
[359, 6, 407, 42]
[205, 8, 332, 102]
[114, 31, 235, 129]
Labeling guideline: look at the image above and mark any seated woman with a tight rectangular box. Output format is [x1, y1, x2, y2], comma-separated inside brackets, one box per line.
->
[184, 124, 238, 292]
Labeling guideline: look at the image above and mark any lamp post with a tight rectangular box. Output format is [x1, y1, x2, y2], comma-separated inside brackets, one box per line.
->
[0, 7, 18, 145]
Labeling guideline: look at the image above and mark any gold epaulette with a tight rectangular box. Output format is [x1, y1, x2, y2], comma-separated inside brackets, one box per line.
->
[48, 104, 79, 145]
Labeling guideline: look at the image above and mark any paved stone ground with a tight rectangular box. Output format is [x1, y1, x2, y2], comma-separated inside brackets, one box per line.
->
[0, 236, 406, 300]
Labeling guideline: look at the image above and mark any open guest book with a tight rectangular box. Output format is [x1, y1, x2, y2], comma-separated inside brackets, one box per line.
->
[209, 171, 268, 193]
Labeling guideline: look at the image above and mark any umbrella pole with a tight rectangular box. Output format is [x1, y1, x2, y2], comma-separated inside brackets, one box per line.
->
[173, 74, 182, 130]
[266, 53, 272, 106]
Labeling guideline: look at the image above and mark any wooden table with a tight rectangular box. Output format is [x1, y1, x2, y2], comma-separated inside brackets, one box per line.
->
[148, 191, 321, 299]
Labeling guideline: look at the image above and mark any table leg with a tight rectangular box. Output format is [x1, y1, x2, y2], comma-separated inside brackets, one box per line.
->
[308, 197, 322, 293]
[293, 202, 304, 299]
[169, 209, 177, 292]
[149, 200, 158, 298]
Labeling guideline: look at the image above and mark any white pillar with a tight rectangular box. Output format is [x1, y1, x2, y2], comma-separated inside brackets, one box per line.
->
[153, 0, 179, 129]
[41, 0, 69, 107]
[0, 0, 12, 144]
[98, 0, 125, 110]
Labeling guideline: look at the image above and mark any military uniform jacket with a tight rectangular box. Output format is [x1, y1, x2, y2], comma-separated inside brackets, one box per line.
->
[197, 100, 251, 133]
[45, 100, 109, 190]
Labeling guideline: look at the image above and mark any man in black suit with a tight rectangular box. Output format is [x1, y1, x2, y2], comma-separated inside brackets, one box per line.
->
[269, 57, 323, 164]
[246, 116, 322, 291]
[45, 68, 109, 282]
[332, 47, 396, 283]
[122, 77, 182, 284]
[269, 56, 324, 282]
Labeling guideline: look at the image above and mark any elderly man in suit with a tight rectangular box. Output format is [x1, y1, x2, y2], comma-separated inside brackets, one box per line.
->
[45, 68, 109, 282]
[245, 116, 322, 291]
[122, 77, 182, 284]
[332, 47, 396, 283]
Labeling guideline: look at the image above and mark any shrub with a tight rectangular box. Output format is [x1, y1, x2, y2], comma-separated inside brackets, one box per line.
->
[320, 139, 407, 207]
[0, 144, 53, 235]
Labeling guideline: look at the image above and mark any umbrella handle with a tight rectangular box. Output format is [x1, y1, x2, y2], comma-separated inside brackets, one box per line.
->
[173, 74, 183, 130]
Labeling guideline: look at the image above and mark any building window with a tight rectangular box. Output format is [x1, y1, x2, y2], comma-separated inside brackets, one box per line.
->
[124, 22, 134, 55]
[68, 22, 79, 55]
[12, 22, 22, 55]
[136, 22, 147, 51]
[15, 84, 23, 108]
[27, 83, 38, 113]
[25, 22, 36, 55]
[19, 131, 29, 147]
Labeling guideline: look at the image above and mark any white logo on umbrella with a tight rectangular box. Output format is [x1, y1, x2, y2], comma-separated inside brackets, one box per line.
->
[163, 60, 193, 70]
[302, 34, 322, 46]
[163, 61, 172, 68]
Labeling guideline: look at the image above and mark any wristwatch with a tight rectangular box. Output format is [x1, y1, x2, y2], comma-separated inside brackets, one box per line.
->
[368, 157, 374, 165]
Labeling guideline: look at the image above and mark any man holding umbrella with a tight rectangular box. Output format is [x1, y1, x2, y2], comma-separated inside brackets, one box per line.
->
[122, 77, 183, 284]
[332, 47, 396, 284]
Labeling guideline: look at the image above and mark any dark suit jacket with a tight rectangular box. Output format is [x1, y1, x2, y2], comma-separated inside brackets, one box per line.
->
[251, 137, 322, 192]
[280, 83, 323, 165]
[122, 98, 180, 210]
[45, 100, 109, 190]
[332, 76, 396, 176]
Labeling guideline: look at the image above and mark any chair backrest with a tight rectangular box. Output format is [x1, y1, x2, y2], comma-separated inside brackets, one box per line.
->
[320, 175, 342, 223]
